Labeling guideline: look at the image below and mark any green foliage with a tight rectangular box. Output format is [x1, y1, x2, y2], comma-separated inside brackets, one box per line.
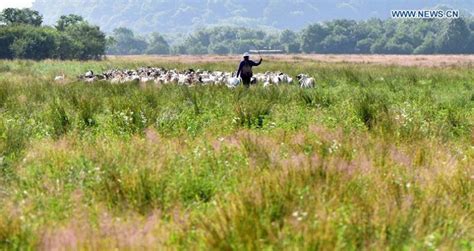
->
[209, 43, 230, 55]
[63, 22, 106, 60]
[0, 8, 43, 26]
[48, 99, 71, 137]
[0, 9, 106, 60]
[0, 26, 20, 59]
[234, 97, 272, 128]
[0, 25, 59, 59]
[170, 26, 293, 55]
[107, 27, 148, 55]
[107, 28, 171, 56]
[300, 18, 474, 54]
[147, 17, 471, 55]
[9, 26, 57, 60]
[3, 8, 474, 57]
[301, 23, 329, 53]
[436, 19, 471, 54]
[145, 33, 170, 55]
[414, 33, 436, 54]
[55, 14, 84, 31]
[354, 89, 390, 130]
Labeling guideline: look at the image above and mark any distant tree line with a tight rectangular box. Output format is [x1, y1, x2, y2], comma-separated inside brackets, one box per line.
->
[299, 18, 474, 54]
[106, 26, 299, 55]
[106, 28, 170, 55]
[1, 8, 473, 60]
[0, 8, 106, 60]
[108, 17, 474, 55]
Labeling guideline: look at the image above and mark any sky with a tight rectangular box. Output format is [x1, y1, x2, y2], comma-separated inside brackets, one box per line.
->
[0, 0, 33, 10]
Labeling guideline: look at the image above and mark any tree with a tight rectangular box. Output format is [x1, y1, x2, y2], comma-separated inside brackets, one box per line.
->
[0, 8, 43, 26]
[55, 14, 84, 31]
[466, 32, 474, 54]
[436, 19, 470, 54]
[319, 19, 358, 53]
[286, 42, 300, 53]
[0, 25, 59, 60]
[0, 26, 20, 58]
[65, 22, 106, 59]
[187, 44, 208, 55]
[280, 29, 297, 44]
[383, 41, 413, 54]
[370, 37, 387, 54]
[0, 10, 106, 60]
[146, 33, 170, 55]
[229, 40, 253, 54]
[414, 33, 436, 54]
[264, 33, 284, 50]
[107, 27, 148, 55]
[468, 19, 474, 31]
[355, 38, 373, 53]
[209, 43, 229, 55]
[279, 29, 299, 53]
[353, 19, 384, 53]
[55, 32, 76, 60]
[171, 45, 188, 55]
[10, 27, 57, 60]
[209, 27, 238, 44]
[301, 23, 328, 53]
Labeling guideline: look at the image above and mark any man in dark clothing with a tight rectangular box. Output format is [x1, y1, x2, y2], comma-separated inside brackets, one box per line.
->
[236, 52, 262, 87]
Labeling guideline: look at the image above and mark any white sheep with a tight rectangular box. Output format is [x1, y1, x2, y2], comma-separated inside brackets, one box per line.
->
[78, 68, 302, 88]
[54, 74, 65, 82]
[296, 74, 315, 88]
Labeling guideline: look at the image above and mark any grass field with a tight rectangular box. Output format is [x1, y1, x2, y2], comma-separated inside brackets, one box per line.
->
[0, 56, 473, 250]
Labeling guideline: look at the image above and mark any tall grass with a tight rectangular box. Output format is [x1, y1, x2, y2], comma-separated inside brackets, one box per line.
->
[0, 58, 472, 250]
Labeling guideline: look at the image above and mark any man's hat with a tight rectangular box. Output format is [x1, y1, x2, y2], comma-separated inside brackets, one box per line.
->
[243, 52, 250, 58]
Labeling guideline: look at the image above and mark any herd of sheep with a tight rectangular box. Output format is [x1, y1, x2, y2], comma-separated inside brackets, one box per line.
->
[69, 67, 315, 88]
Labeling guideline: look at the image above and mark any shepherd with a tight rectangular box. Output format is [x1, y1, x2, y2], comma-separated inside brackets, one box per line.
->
[236, 52, 262, 88]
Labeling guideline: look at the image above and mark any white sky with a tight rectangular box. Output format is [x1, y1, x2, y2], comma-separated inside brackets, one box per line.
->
[0, 0, 34, 10]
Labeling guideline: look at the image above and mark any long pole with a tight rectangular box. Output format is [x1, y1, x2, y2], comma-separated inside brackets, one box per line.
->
[250, 41, 262, 60]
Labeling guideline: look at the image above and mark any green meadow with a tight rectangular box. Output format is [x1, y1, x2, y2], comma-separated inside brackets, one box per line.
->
[0, 58, 472, 250]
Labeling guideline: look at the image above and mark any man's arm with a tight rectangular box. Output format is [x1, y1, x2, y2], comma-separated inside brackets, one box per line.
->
[236, 61, 243, 77]
[253, 58, 263, 66]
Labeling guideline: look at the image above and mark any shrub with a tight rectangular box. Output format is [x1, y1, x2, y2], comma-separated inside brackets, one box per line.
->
[49, 99, 71, 137]
[234, 96, 272, 128]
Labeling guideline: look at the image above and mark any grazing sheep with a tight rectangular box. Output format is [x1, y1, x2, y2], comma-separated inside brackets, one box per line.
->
[170, 73, 179, 84]
[263, 75, 272, 88]
[78, 67, 299, 89]
[85, 70, 94, 78]
[85, 76, 97, 83]
[140, 76, 154, 83]
[296, 74, 315, 88]
[111, 77, 122, 84]
[251, 77, 257, 85]
[54, 74, 65, 82]
[178, 74, 191, 85]
[199, 77, 215, 85]
[278, 73, 293, 84]
[271, 75, 281, 85]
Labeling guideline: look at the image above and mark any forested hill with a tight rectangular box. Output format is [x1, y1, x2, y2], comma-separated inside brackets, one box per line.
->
[32, 0, 473, 33]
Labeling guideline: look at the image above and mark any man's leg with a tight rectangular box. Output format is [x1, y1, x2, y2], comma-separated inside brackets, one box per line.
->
[242, 76, 250, 88]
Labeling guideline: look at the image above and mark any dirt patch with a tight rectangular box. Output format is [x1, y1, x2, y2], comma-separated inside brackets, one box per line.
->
[108, 54, 474, 67]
